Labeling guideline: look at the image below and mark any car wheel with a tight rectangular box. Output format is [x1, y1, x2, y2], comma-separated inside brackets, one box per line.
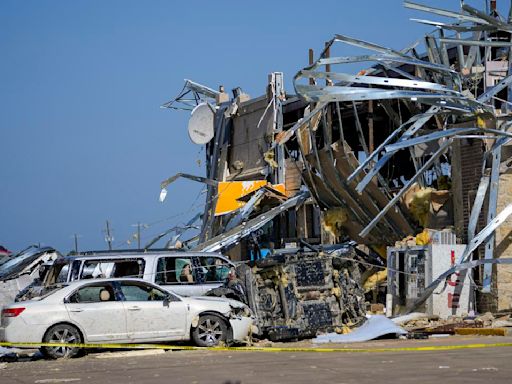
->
[41, 324, 82, 359]
[192, 315, 228, 347]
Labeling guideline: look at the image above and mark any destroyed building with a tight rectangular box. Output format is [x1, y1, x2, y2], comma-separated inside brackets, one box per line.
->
[159, 1, 512, 317]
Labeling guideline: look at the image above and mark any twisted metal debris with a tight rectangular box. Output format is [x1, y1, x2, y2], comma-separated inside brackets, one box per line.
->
[159, 1, 512, 313]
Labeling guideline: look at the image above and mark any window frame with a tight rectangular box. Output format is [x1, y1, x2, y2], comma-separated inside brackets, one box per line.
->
[65, 282, 118, 304]
[117, 280, 180, 302]
[155, 256, 197, 286]
[78, 258, 145, 280]
[198, 256, 231, 283]
[44, 261, 71, 286]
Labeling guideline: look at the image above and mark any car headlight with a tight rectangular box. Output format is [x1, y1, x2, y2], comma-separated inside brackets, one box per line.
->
[229, 304, 252, 318]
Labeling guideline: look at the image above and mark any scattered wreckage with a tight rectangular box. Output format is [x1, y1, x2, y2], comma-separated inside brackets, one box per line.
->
[207, 244, 367, 341]
[4, 0, 512, 355]
[0, 246, 60, 308]
[159, 0, 512, 319]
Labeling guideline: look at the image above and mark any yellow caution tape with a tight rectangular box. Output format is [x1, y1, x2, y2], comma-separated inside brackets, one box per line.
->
[1, 341, 512, 353]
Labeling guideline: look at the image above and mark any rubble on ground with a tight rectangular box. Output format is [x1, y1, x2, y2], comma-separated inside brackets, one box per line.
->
[0, 347, 41, 363]
[394, 312, 512, 335]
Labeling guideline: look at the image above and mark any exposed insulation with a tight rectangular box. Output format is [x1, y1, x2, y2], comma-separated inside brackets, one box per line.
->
[322, 207, 349, 238]
[395, 235, 418, 248]
[363, 269, 387, 292]
[415, 229, 431, 245]
[408, 187, 433, 227]
[263, 150, 279, 168]
[404, 183, 451, 228]
[394, 229, 432, 247]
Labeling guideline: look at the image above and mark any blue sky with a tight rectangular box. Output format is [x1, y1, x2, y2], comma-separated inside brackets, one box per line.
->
[0, 0, 496, 253]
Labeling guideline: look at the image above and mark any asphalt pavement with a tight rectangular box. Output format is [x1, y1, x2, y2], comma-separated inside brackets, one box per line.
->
[1, 336, 512, 384]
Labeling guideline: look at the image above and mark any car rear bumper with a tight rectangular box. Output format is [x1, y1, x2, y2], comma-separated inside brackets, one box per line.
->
[0, 323, 46, 344]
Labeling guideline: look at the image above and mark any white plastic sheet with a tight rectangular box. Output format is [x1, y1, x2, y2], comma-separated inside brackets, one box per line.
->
[313, 315, 407, 343]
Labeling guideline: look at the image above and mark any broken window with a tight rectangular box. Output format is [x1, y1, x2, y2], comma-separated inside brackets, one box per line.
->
[80, 259, 144, 279]
[43, 262, 70, 286]
[155, 257, 195, 284]
[198, 256, 230, 283]
[56, 265, 69, 283]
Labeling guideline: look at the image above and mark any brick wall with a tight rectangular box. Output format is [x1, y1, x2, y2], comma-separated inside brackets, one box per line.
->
[496, 173, 512, 311]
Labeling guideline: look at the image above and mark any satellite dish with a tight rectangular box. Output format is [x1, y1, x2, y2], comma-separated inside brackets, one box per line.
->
[188, 103, 214, 145]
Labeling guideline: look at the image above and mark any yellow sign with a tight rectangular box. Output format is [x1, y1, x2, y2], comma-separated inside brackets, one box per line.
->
[214, 181, 286, 216]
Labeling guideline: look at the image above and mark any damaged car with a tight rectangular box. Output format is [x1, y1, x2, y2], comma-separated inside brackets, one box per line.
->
[0, 246, 60, 308]
[207, 245, 367, 341]
[1, 278, 255, 359]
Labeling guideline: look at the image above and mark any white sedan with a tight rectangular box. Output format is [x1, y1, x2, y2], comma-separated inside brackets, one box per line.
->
[0, 278, 255, 359]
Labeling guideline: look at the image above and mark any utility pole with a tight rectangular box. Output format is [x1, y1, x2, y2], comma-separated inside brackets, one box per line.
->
[137, 222, 140, 249]
[104, 220, 113, 250]
[73, 234, 81, 254]
[131, 222, 147, 249]
[308, 48, 315, 85]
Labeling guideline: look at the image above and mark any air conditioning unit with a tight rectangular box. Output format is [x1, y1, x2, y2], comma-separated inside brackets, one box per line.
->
[387, 244, 472, 318]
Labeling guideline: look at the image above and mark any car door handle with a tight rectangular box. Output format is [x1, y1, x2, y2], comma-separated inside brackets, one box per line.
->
[69, 308, 84, 313]
[127, 306, 141, 311]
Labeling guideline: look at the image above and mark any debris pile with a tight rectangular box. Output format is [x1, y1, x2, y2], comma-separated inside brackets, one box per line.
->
[207, 247, 367, 341]
[0, 246, 60, 308]
[0, 347, 40, 363]
[395, 311, 512, 335]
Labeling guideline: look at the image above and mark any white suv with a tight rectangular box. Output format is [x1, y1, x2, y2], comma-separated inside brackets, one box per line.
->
[17, 251, 234, 301]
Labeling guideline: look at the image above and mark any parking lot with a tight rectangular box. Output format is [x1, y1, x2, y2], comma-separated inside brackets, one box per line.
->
[2, 336, 512, 384]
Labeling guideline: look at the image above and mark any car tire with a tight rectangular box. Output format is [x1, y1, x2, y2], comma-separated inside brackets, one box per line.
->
[41, 324, 82, 359]
[192, 315, 228, 347]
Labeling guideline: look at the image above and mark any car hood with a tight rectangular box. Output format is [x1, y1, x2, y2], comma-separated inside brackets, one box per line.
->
[182, 296, 247, 311]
